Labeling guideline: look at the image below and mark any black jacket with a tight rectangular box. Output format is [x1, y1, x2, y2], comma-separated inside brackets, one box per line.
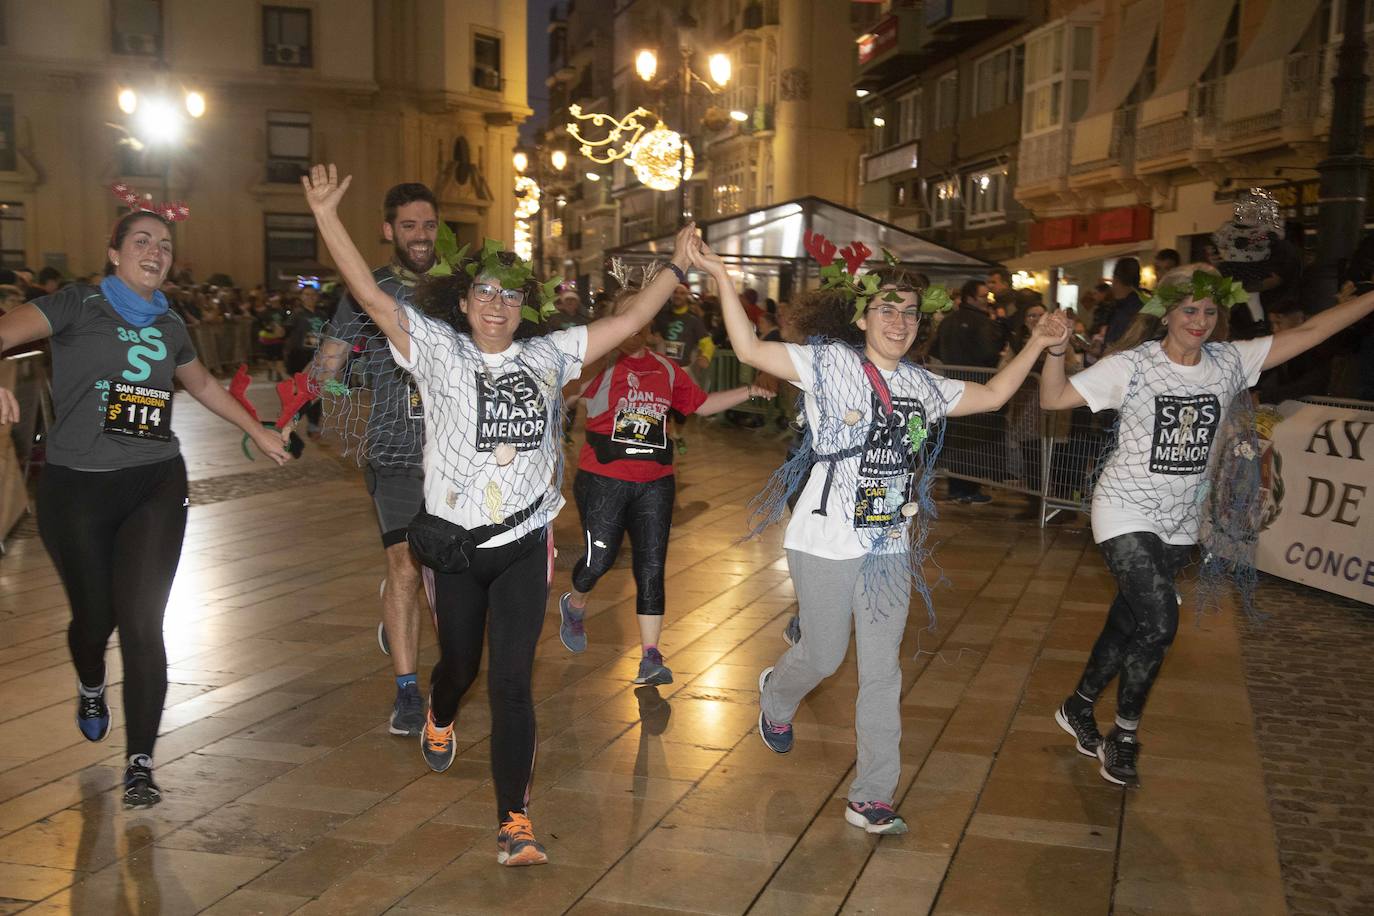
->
[934, 304, 1006, 368]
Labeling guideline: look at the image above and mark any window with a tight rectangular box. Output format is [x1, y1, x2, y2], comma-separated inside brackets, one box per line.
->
[1022, 23, 1093, 135]
[263, 6, 312, 68]
[965, 169, 1007, 227]
[0, 94, 14, 172]
[111, 0, 162, 58]
[926, 178, 957, 227]
[266, 111, 311, 184]
[727, 41, 763, 119]
[974, 45, 1022, 116]
[474, 33, 503, 91]
[0, 202, 23, 268]
[264, 213, 317, 289]
[896, 90, 921, 143]
[934, 72, 958, 130]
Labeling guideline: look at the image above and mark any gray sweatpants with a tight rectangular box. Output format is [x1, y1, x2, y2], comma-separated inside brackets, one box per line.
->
[761, 549, 911, 805]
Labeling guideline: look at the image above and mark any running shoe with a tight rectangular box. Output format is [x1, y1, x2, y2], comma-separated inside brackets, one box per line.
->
[558, 593, 587, 654]
[1096, 727, 1141, 787]
[757, 667, 793, 754]
[420, 707, 456, 773]
[633, 648, 672, 686]
[782, 615, 801, 647]
[77, 687, 111, 743]
[1054, 699, 1101, 758]
[123, 756, 161, 809]
[497, 812, 548, 866]
[844, 800, 908, 835]
[389, 682, 424, 737]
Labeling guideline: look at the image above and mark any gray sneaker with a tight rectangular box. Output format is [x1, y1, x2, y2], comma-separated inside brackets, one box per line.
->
[782, 615, 801, 647]
[757, 667, 793, 754]
[558, 593, 588, 654]
[634, 648, 673, 685]
[389, 682, 424, 736]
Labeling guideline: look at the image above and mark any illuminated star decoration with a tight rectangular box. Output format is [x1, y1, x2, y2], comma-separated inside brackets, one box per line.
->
[565, 104, 654, 164]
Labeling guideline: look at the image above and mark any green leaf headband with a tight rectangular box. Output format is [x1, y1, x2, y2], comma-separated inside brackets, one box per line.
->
[1141, 270, 1247, 318]
[427, 225, 561, 324]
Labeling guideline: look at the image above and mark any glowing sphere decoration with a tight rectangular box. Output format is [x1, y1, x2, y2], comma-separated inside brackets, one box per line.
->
[629, 123, 694, 192]
[513, 175, 541, 219]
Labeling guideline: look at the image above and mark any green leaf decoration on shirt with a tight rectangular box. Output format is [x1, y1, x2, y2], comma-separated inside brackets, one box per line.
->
[322, 379, 350, 397]
[907, 414, 927, 452]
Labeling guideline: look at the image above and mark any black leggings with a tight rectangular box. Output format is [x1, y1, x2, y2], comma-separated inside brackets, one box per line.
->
[427, 526, 551, 824]
[571, 470, 675, 616]
[38, 456, 189, 759]
[1076, 532, 1194, 721]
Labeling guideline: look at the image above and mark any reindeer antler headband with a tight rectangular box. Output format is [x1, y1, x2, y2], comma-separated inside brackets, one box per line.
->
[607, 256, 665, 292]
[803, 230, 952, 322]
[110, 183, 190, 223]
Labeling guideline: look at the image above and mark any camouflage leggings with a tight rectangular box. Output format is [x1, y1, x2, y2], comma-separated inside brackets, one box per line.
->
[1076, 532, 1193, 721]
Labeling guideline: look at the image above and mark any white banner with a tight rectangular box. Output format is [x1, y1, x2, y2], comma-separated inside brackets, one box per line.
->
[1255, 401, 1374, 605]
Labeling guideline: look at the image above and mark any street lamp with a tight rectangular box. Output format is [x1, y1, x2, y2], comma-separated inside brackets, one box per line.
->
[513, 150, 529, 174]
[635, 49, 658, 83]
[551, 149, 568, 172]
[111, 86, 207, 215]
[708, 53, 731, 88]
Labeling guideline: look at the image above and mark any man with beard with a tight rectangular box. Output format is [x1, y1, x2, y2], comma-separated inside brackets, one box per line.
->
[313, 183, 438, 737]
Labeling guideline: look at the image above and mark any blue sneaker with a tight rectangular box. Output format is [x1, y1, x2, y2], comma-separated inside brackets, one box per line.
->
[77, 687, 111, 742]
[634, 648, 673, 686]
[389, 682, 424, 736]
[757, 667, 793, 754]
[558, 593, 587, 654]
[782, 615, 801, 647]
[844, 800, 908, 835]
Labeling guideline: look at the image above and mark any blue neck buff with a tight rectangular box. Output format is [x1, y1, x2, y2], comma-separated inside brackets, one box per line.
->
[101, 275, 169, 329]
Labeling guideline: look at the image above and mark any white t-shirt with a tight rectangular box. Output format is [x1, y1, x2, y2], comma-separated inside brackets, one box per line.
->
[391, 307, 587, 547]
[783, 342, 965, 560]
[1069, 337, 1272, 545]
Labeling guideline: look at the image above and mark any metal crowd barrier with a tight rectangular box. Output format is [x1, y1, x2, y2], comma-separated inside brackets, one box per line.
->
[705, 348, 795, 427]
[188, 317, 255, 376]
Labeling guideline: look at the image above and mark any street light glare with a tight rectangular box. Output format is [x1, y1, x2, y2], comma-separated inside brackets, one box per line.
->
[185, 91, 206, 119]
[117, 88, 138, 114]
[513, 151, 529, 173]
[551, 149, 568, 171]
[708, 53, 731, 87]
[636, 49, 658, 83]
[855, 89, 870, 98]
[135, 96, 184, 146]
[872, 116, 886, 127]
[730, 110, 749, 122]
[585, 171, 601, 181]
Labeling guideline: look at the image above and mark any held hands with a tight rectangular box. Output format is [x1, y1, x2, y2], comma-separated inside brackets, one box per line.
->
[0, 387, 18, 425]
[301, 164, 352, 215]
[690, 237, 728, 280]
[251, 425, 292, 466]
[671, 222, 699, 271]
[1035, 311, 1072, 351]
[747, 383, 775, 399]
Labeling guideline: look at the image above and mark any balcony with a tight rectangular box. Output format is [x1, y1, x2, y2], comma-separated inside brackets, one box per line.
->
[861, 140, 920, 184]
[1218, 49, 1323, 154]
[1014, 127, 1071, 198]
[1134, 81, 1222, 174]
[854, 9, 923, 92]
[1068, 107, 1136, 190]
[925, 0, 1030, 30]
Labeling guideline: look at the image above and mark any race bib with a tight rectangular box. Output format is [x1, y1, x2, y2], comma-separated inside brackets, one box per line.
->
[407, 379, 424, 419]
[611, 401, 668, 454]
[853, 393, 923, 528]
[662, 340, 686, 361]
[103, 380, 173, 441]
[1150, 394, 1219, 475]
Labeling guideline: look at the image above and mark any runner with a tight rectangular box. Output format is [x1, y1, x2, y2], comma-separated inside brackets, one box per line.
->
[558, 267, 772, 683]
[653, 283, 714, 453]
[0, 191, 290, 809]
[302, 163, 701, 867]
[707, 232, 1068, 835]
[312, 182, 438, 739]
[1041, 264, 1374, 787]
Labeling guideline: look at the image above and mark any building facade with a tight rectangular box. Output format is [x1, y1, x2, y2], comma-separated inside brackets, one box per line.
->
[0, 0, 530, 287]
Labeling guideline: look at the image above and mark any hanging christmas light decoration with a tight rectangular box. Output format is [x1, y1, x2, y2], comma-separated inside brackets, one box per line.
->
[565, 104, 654, 164]
[628, 122, 694, 192]
[513, 218, 533, 262]
[514, 175, 541, 219]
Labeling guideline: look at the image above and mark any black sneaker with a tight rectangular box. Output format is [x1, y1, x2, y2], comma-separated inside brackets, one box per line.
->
[757, 667, 793, 754]
[1097, 728, 1141, 787]
[782, 615, 801, 647]
[123, 756, 162, 809]
[1054, 700, 1101, 758]
[389, 682, 424, 736]
[77, 688, 111, 743]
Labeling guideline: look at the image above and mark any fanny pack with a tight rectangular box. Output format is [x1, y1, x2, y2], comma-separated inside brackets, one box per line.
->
[408, 495, 545, 573]
[585, 430, 674, 466]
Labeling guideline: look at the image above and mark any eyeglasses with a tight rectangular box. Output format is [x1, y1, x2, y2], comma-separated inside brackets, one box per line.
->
[471, 282, 525, 307]
[867, 304, 922, 324]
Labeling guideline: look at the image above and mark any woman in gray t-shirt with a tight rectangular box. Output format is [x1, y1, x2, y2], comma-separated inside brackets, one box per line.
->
[0, 208, 290, 809]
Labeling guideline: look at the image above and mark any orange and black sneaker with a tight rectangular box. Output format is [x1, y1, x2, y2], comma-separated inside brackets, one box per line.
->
[420, 708, 456, 773]
[497, 812, 548, 867]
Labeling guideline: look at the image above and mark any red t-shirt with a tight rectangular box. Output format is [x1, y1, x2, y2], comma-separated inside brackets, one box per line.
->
[577, 350, 708, 482]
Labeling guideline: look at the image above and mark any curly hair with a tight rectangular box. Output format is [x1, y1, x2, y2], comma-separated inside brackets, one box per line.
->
[410, 249, 545, 340]
[787, 288, 863, 345]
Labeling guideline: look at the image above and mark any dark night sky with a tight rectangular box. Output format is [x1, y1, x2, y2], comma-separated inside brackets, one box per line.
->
[522, 0, 559, 145]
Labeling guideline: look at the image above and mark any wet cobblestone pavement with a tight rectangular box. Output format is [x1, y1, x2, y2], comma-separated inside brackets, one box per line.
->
[1240, 577, 1374, 915]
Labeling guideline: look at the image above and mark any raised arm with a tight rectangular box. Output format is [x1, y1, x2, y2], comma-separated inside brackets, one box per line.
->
[693, 239, 799, 382]
[301, 164, 413, 362]
[0, 304, 57, 423]
[1262, 286, 1374, 370]
[952, 311, 1070, 417]
[583, 223, 697, 364]
[1039, 311, 1088, 410]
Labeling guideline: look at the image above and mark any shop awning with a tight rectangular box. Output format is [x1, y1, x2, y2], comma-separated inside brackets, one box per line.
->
[608, 196, 993, 277]
[1002, 241, 1146, 273]
[1082, 0, 1162, 118]
[1140, 0, 1237, 124]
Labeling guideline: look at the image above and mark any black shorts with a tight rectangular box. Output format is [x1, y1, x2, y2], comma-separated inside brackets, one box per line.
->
[365, 463, 425, 547]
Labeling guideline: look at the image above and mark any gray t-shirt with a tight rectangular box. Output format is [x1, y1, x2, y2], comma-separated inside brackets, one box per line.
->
[35, 284, 197, 470]
[326, 265, 424, 468]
